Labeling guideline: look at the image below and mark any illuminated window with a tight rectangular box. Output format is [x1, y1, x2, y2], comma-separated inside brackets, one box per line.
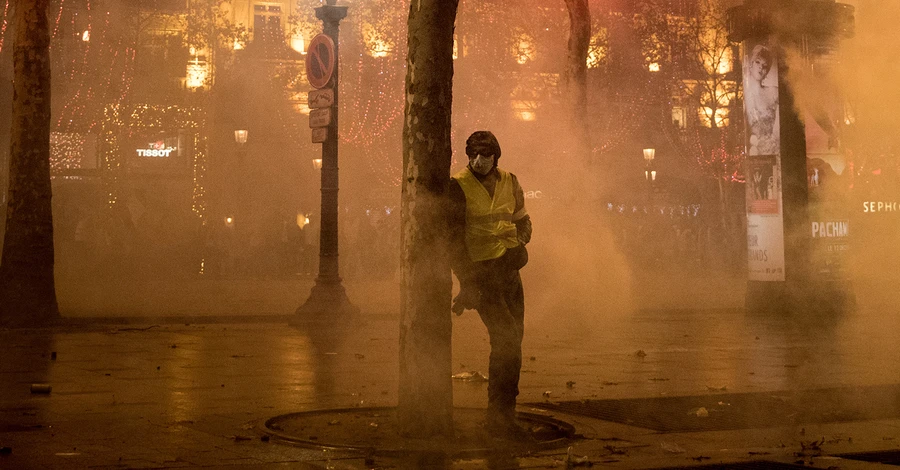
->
[648, 62, 661, 72]
[453, 35, 459, 60]
[514, 32, 536, 65]
[361, 21, 392, 58]
[512, 100, 537, 121]
[672, 107, 687, 129]
[253, 4, 283, 44]
[186, 53, 208, 88]
[699, 107, 729, 128]
[295, 34, 307, 52]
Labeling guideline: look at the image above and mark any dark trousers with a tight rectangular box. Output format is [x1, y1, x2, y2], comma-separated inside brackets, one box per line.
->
[475, 260, 525, 418]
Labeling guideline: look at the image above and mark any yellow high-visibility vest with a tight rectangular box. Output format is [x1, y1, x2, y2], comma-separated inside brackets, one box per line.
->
[453, 167, 520, 262]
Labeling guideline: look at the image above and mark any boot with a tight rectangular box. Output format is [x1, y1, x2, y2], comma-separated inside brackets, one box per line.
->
[485, 408, 531, 441]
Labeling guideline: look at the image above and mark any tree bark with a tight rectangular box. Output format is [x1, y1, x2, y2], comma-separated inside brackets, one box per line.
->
[398, 0, 459, 438]
[563, 0, 591, 167]
[0, 0, 59, 327]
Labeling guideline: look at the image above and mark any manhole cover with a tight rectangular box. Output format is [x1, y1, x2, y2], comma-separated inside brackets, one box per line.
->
[262, 407, 575, 457]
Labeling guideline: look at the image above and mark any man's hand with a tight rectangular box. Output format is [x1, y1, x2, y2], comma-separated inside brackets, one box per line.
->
[452, 282, 480, 315]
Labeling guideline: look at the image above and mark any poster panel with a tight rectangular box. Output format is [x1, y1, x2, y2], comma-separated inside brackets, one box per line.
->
[804, 56, 850, 281]
[742, 38, 785, 282]
[743, 40, 780, 157]
[746, 156, 786, 281]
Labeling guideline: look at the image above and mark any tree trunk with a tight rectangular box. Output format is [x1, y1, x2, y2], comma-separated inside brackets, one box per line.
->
[0, 0, 59, 327]
[563, 0, 591, 167]
[397, 0, 459, 438]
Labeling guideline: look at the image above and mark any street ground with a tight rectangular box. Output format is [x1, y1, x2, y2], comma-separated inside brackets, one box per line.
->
[2, 274, 900, 469]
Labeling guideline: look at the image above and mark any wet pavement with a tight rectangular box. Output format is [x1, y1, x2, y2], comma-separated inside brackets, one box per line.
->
[2, 277, 900, 469]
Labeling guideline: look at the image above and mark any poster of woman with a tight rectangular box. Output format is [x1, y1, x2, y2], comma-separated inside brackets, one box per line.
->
[743, 41, 780, 156]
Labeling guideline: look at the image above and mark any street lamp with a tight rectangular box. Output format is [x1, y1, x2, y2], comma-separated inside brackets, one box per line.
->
[295, 0, 358, 320]
[234, 129, 248, 145]
[643, 148, 656, 207]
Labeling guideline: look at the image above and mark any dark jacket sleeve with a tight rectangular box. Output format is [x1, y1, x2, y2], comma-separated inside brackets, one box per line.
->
[448, 178, 476, 283]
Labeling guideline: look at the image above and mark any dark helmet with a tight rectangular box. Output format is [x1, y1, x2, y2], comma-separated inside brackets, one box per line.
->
[465, 131, 501, 159]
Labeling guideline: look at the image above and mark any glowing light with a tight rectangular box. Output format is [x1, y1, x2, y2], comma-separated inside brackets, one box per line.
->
[233, 39, 243, 50]
[290, 35, 305, 54]
[312, 158, 322, 169]
[186, 57, 208, 89]
[234, 129, 248, 144]
[225, 216, 234, 226]
[82, 30, 90, 42]
[452, 35, 459, 60]
[512, 100, 537, 121]
[362, 21, 392, 58]
[514, 32, 536, 65]
[297, 214, 310, 228]
[586, 28, 608, 69]
[648, 62, 660, 72]
[700, 107, 729, 128]
[643, 148, 656, 162]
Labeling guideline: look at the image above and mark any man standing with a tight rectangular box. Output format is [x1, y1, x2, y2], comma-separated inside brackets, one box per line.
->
[449, 131, 532, 437]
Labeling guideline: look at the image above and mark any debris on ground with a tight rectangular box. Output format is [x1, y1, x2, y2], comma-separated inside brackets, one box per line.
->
[634, 350, 647, 358]
[660, 442, 686, 454]
[260, 435, 270, 442]
[798, 437, 825, 455]
[648, 377, 669, 382]
[566, 381, 576, 389]
[355, 354, 365, 359]
[603, 445, 627, 455]
[231, 435, 252, 442]
[566, 446, 593, 467]
[543, 391, 552, 400]
[707, 385, 727, 392]
[451, 371, 488, 382]
[601, 381, 619, 386]
[692, 455, 711, 461]
[327, 420, 341, 425]
[688, 407, 709, 417]
[529, 356, 537, 361]
[30, 384, 51, 394]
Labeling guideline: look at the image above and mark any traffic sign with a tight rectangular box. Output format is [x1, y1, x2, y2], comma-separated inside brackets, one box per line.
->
[306, 34, 336, 89]
[312, 127, 328, 143]
[309, 108, 332, 128]
[308, 88, 334, 109]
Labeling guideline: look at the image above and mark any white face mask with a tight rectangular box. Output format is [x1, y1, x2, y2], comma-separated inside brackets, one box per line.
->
[469, 154, 494, 175]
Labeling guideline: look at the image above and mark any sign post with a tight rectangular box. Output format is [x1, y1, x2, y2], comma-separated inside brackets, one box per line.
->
[295, 1, 358, 321]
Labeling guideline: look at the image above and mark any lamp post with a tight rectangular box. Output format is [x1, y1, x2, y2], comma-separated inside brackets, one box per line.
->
[295, 0, 358, 320]
[643, 148, 656, 205]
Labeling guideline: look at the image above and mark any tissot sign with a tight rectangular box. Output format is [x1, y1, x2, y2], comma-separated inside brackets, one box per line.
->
[136, 142, 176, 157]
[128, 133, 188, 174]
[136, 139, 179, 158]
